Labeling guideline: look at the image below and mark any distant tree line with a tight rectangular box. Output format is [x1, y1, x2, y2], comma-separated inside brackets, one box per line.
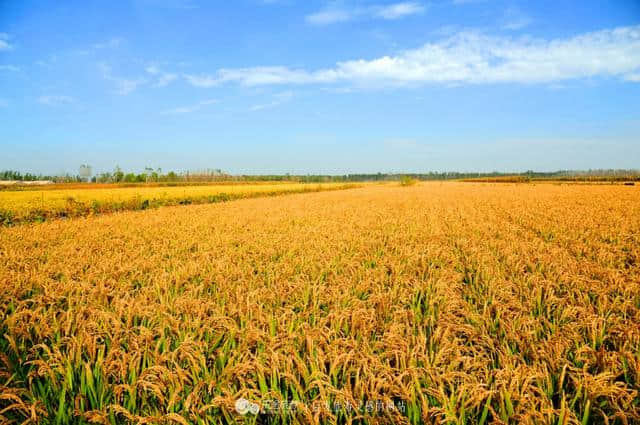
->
[0, 169, 107, 183]
[328, 169, 640, 182]
[2, 168, 639, 183]
[1, 170, 50, 181]
[251, 169, 640, 182]
[91, 167, 232, 183]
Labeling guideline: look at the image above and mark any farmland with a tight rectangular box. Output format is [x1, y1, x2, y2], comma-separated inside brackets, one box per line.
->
[0, 182, 639, 424]
[0, 182, 359, 225]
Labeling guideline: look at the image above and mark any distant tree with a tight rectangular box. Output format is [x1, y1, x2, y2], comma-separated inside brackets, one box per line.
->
[97, 172, 112, 183]
[112, 166, 124, 183]
[123, 173, 137, 183]
[1, 170, 21, 180]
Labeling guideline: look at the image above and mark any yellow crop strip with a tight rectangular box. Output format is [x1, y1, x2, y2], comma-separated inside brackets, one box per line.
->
[0, 182, 359, 224]
[0, 182, 639, 424]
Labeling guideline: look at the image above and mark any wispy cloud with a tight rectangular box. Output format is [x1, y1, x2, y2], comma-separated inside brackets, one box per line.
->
[250, 91, 293, 111]
[162, 98, 217, 115]
[306, 2, 424, 25]
[373, 2, 425, 20]
[184, 25, 640, 87]
[38, 95, 75, 106]
[183, 74, 219, 87]
[146, 65, 178, 87]
[35, 55, 59, 68]
[502, 7, 532, 31]
[0, 65, 20, 72]
[76, 37, 124, 55]
[93, 37, 123, 49]
[116, 79, 144, 95]
[99, 63, 145, 95]
[306, 9, 352, 25]
[198, 66, 336, 86]
[0, 33, 14, 50]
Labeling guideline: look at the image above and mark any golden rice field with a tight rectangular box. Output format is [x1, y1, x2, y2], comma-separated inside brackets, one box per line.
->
[0, 182, 358, 225]
[1, 182, 639, 424]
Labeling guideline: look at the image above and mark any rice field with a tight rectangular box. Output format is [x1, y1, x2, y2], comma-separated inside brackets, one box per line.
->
[0, 182, 639, 424]
[0, 182, 359, 225]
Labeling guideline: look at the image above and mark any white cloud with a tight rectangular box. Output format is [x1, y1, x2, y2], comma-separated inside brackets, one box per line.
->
[306, 9, 352, 25]
[183, 73, 219, 87]
[0, 33, 13, 50]
[184, 67, 338, 87]
[38, 95, 74, 106]
[115, 79, 144, 95]
[99, 63, 145, 95]
[502, 18, 531, 31]
[0, 65, 20, 72]
[250, 91, 293, 111]
[162, 98, 218, 115]
[146, 65, 178, 87]
[220, 67, 337, 85]
[184, 25, 640, 87]
[306, 2, 424, 25]
[156, 73, 177, 87]
[373, 2, 425, 20]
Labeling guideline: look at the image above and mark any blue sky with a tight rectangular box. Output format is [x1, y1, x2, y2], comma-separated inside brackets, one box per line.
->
[1, 0, 639, 175]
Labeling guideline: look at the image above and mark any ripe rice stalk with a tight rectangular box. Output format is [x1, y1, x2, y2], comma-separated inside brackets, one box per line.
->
[0, 182, 638, 423]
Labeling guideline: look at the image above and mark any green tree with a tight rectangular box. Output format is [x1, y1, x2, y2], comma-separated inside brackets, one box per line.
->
[113, 166, 124, 183]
